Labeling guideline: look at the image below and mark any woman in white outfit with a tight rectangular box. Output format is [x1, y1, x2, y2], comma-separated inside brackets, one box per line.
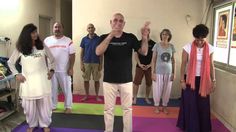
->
[8, 23, 55, 132]
[151, 29, 176, 114]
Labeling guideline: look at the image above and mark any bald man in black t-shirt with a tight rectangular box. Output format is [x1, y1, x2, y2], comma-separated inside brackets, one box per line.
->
[96, 13, 150, 132]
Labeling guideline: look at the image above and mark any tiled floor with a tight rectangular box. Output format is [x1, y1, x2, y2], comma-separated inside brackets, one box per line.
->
[0, 108, 25, 132]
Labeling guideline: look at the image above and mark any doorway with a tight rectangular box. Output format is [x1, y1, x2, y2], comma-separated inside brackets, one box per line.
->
[39, 15, 51, 40]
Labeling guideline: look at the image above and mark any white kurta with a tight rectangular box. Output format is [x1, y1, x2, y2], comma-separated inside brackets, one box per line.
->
[20, 50, 51, 99]
[8, 46, 55, 99]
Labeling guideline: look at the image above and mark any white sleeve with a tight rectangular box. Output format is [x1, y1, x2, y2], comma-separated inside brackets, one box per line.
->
[44, 45, 56, 71]
[183, 43, 191, 54]
[7, 49, 21, 75]
[44, 37, 48, 46]
[44, 36, 52, 47]
[69, 41, 76, 54]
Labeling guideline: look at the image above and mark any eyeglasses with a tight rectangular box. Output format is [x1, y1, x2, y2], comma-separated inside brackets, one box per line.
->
[162, 33, 169, 36]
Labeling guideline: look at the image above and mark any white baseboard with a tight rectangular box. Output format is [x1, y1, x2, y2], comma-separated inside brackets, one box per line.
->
[211, 110, 236, 132]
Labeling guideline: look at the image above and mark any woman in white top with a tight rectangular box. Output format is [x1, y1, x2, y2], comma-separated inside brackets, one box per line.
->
[176, 24, 216, 132]
[8, 23, 55, 132]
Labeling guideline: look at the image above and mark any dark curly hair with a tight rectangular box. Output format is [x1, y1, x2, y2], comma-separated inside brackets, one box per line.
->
[16, 23, 44, 55]
[160, 29, 172, 42]
[220, 15, 227, 28]
[192, 24, 209, 38]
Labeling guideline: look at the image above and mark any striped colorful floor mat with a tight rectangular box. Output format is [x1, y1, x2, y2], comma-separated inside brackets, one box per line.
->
[13, 94, 229, 132]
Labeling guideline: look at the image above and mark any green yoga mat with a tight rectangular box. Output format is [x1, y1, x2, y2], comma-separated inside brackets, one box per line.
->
[54, 102, 123, 116]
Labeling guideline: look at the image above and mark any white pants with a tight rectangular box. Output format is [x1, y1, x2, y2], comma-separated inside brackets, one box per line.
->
[51, 72, 72, 109]
[103, 82, 132, 132]
[153, 74, 172, 106]
[22, 96, 52, 128]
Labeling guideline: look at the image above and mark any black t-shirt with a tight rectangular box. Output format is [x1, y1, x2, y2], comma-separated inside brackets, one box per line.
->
[99, 32, 140, 83]
[136, 39, 156, 67]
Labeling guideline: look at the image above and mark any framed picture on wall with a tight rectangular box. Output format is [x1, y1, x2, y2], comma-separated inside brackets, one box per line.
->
[213, 3, 236, 70]
[232, 7, 236, 48]
[213, 5, 232, 63]
[217, 10, 230, 39]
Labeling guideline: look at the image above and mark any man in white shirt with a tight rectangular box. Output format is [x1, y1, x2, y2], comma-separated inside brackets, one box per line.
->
[44, 22, 75, 114]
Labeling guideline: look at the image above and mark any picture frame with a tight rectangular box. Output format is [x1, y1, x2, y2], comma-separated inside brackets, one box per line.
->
[217, 10, 230, 39]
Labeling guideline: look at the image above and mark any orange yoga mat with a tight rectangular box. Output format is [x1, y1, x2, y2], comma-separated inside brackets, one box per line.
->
[133, 105, 216, 119]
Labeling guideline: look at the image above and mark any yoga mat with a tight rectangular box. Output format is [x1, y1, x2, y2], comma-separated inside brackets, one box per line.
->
[54, 102, 123, 116]
[133, 117, 229, 132]
[13, 115, 228, 132]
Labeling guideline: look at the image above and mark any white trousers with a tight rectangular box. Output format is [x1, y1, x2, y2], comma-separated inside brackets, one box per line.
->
[103, 82, 132, 132]
[22, 96, 52, 128]
[153, 74, 172, 106]
[51, 72, 72, 109]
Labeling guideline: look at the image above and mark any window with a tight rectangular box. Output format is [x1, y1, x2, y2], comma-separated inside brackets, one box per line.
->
[213, 3, 236, 73]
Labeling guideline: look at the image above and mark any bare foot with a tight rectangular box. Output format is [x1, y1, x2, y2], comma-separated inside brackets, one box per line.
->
[26, 127, 34, 132]
[96, 97, 102, 102]
[145, 98, 152, 104]
[155, 107, 161, 114]
[163, 107, 169, 114]
[64, 108, 72, 114]
[81, 96, 88, 102]
[132, 98, 137, 104]
[43, 127, 50, 132]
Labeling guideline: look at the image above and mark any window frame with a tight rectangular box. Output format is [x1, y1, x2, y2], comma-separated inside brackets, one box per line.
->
[213, 2, 236, 74]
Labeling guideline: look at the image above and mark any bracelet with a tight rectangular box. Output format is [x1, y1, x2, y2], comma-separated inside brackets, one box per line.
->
[50, 69, 55, 73]
[180, 79, 185, 83]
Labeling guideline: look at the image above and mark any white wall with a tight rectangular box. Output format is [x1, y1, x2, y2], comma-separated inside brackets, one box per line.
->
[207, 1, 236, 131]
[211, 69, 236, 131]
[0, 0, 58, 56]
[72, 0, 205, 97]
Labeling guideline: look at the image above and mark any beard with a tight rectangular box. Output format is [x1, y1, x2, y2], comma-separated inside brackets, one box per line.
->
[54, 31, 62, 36]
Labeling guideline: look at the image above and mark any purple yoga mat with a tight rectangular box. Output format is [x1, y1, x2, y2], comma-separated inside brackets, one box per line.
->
[12, 123, 103, 132]
[13, 117, 229, 132]
[133, 117, 230, 132]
